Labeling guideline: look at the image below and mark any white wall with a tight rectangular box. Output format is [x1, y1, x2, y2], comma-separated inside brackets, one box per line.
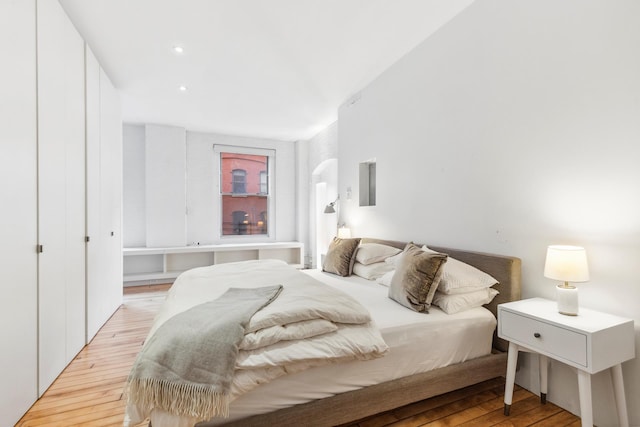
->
[123, 124, 145, 247]
[145, 124, 187, 247]
[123, 125, 298, 247]
[337, 1, 640, 425]
[307, 122, 339, 267]
[295, 140, 310, 266]
[309, 121, 338, 174]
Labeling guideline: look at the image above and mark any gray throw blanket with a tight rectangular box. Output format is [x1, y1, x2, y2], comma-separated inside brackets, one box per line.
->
[125, 285, 283, 421]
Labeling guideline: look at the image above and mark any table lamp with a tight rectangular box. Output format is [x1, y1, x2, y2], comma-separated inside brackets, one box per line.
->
[337, 225, 351, 239]
[544, 245, 589, 315]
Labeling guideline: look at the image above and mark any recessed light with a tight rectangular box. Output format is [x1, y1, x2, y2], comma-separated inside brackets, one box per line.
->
[179, 85, 188, 92]
[172, 45, 184, 54]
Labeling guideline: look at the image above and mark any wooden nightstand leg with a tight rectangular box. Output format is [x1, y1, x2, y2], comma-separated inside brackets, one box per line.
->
[611, 364, 629, 427]
[504, 342, 519, 415]
[577, 370, 593, 427]
[538, 354, 548, 404]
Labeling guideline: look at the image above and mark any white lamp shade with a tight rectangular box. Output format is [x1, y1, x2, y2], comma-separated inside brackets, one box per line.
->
[544, 245, 589, 283]
[337, 227, 351, 239]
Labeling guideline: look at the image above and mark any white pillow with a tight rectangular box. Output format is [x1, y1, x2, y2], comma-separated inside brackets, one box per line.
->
[422, 246, 498, 295]
[375, 270, 395, 287]
[384, 252, 404, 266]
[355, 243, 402, 265]
[433, 288, 499, 314]
[352, 261, 395, 280]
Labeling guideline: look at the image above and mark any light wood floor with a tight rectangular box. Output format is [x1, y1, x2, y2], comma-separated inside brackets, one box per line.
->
[17, 284, 580, 427]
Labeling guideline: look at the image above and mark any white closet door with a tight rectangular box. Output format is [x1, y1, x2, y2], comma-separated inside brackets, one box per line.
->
[0, 0, 38, 424]
[85, 46, 105, 341]
[100, 67, 123, 319]
[37, 0, 86, 395]
[86, 47, 123, 341]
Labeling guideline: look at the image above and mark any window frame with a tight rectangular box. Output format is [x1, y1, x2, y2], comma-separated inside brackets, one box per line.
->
[259, 170, 267, 195]
[213, 144, 275, 242]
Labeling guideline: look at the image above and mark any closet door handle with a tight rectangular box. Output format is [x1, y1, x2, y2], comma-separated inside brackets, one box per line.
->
[534, 332, 541, 338]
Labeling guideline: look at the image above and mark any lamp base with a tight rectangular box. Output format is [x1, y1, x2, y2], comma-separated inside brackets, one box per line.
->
[556, 284, 578, 316]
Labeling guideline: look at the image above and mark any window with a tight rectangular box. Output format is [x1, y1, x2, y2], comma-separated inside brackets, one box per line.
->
[232, 169, 247, 194]
[215, 145, 275, 238]
[259, 171, 267, 194]
[258, 211, 267, 234]
[232, 210, 249, 235]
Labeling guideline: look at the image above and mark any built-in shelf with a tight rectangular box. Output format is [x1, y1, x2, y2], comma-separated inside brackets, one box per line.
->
[123, 242, 304, 286]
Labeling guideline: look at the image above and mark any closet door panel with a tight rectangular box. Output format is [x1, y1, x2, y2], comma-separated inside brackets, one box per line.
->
[0, 1, 38, 424]
[86, 48, 122, 342]
[37, 0, 86, 395]
[36, 0, 67, 387]
[99, 67, 123, 322]
[85, 46, 105, 341]
[65, 42, 87, 359]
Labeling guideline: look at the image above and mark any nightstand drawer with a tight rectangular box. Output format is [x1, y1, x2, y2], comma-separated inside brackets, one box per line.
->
[501, 310, 587, 366]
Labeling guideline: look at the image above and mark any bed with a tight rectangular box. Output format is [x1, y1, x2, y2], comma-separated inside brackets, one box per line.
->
[125, 238, 521, 427]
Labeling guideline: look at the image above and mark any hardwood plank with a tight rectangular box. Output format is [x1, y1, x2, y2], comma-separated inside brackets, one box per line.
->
[529, 410, 580, 426]
[385, 389, 503, 426]
[455, 389, 537, 426]
[391, 378, 507, 420]
[491, 400, 566, 427]
[17, 284, 581, 427]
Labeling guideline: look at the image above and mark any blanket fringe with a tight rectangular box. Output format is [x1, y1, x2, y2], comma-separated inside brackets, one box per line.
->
[126, 378, 230, 420]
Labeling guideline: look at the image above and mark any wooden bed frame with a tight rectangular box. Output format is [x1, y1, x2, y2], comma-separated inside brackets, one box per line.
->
[215, 238, 522, 427]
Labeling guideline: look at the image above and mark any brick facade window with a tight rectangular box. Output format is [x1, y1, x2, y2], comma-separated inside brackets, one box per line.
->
[218, 148, 272, 237]
[231, 169, 246, 194]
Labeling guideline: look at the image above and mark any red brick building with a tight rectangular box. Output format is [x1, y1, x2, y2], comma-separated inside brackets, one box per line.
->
[220, 153, 268, 235]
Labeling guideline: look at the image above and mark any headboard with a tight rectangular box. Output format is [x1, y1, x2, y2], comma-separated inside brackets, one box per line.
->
[361, 238, 522, 352]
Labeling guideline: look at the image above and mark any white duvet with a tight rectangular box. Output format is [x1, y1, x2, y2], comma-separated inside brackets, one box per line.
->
[125, 260, 388, 427]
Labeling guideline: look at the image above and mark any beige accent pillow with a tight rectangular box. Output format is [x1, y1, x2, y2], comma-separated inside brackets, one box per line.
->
[355, 243, 402, 265]
[388, 243, 447, 312]
[322, 237, 361, 276]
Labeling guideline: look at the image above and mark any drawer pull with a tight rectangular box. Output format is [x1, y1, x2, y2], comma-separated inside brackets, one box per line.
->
[534, 332, 541, 338]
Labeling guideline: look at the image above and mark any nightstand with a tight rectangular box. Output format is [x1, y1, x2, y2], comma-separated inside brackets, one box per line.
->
[498, 298, 635, 427]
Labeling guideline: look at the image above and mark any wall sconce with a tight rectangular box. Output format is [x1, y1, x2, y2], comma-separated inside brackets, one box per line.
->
[324, 196, 338, 214]
[544, 245, 589, 315]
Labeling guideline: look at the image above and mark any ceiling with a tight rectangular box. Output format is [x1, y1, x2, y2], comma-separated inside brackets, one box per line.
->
[60, 0, 474, 141]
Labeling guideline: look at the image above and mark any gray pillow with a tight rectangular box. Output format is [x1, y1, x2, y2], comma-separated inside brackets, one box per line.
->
[388, 244, 447, 312]
[322, 237, 361, 276]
